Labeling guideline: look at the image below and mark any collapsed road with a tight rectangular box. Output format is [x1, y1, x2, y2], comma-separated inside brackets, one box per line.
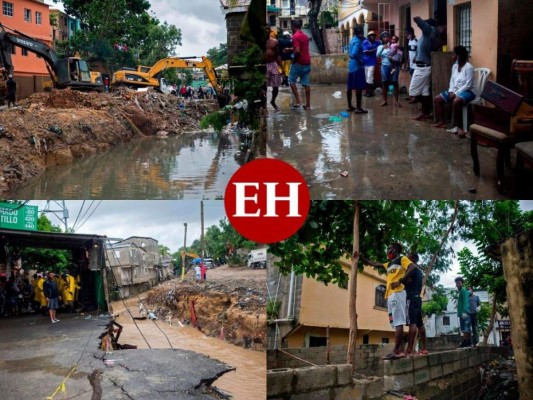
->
[0, 89, 225, 197]
[0, 313, 233, 400]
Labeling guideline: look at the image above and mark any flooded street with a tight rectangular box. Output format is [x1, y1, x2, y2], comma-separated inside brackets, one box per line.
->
[267, 84, 530, 199]
[11, 131, 241, 199]
[112, 296, 266, 400]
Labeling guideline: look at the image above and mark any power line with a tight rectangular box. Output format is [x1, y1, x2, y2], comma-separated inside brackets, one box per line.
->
[76, 201, 102, 231]
[71, 200, 86, 232]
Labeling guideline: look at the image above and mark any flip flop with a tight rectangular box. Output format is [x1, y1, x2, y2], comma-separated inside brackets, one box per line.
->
[347, 106, 356, 112]
[431, 122, 446, 128]
[379, 101, 388, 106]
[416, 349, 429, 355]
[354, 108, 368, 114]
[382, 352, 406, 360]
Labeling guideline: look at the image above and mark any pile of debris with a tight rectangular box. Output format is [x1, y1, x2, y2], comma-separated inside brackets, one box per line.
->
[478, 356, 519, 399]
[0, 88, 218, 195]
[145, 278, 267, 351]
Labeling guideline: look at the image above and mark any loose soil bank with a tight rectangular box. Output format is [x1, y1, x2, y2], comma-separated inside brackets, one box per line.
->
[0, 89, 218, 196]
[145, 265, 267, 351]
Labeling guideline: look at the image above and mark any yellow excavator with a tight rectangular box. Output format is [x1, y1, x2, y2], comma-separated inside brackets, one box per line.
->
[111, 56, 227, 105]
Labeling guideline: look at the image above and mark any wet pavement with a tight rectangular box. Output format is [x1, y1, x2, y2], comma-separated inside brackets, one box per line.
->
[0, 312, 233, 399]
[10, 131, 241, 199]
[267, 84, 533, 199]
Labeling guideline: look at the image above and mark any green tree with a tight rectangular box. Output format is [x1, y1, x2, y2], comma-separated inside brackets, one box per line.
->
[206, 43, 228, 67]
[58, 0, 180, 72]
[158, 244, 171, 257]
[270, 200, 463, 371]
[422, 285, 448, 316]
[17, 214, 70, 272]
[457, 200, 533, 344]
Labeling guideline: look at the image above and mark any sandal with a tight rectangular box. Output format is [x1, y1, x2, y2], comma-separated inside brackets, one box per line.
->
[382, 352, 406, 360]
[354, 108, 368, 114]
[347, 106, 356, 112]
[379, 101, 388, 106]
[431, 122, 446, 128]
[416, 349, 429, 355]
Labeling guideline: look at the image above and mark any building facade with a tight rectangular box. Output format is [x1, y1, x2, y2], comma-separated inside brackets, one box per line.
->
[50, 8, 80, 46]
[0, 0, 52, 92]
[105, 237, 161, 298]
[337, 0, 533, 83]
[268, 260, 397, 349]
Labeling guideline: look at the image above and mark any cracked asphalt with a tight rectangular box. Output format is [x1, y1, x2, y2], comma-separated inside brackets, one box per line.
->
[0, 312, 233, 399]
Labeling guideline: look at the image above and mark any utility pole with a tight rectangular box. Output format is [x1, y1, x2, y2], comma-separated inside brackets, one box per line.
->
[42, 200, 69, 232]
[200, 201, 205, 261]
[181, 222, 187, 281]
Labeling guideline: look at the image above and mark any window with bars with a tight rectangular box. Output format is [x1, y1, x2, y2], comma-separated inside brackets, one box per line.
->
[2, 1, 13, 17]
[456, 3, 472, 54]
[375, 285, 387, 309]
[24, 8, 32, 22]
[443, 315, 450, 326]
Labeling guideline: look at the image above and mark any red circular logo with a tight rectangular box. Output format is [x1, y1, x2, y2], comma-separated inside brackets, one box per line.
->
[224, 159, 310, 243]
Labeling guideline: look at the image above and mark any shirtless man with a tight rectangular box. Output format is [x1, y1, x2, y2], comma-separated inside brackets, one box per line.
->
[266, 29, 282, 112]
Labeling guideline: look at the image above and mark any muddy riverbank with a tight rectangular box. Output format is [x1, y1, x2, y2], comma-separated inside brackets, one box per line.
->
[0, 89, 218, 196]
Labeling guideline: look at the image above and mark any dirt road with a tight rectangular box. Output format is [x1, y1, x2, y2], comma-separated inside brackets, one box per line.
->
[110, 265, 266, 400]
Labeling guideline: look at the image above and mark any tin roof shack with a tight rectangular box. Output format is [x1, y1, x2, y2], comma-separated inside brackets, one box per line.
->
[105, 237, 160, 298]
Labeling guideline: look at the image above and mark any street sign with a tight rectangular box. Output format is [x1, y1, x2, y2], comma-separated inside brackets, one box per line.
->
[0, 202, 38, 231]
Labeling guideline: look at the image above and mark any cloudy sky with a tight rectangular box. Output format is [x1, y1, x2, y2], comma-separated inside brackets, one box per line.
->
[27, 201, 227, 253]
[44, 0, 227, 57]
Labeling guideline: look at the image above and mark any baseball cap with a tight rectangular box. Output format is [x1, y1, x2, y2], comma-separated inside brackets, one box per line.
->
[367, 31, 376, 36]
[283, 31, 291, 36]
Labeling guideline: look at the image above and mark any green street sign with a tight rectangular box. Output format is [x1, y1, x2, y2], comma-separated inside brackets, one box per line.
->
[0, 202, 38, 231]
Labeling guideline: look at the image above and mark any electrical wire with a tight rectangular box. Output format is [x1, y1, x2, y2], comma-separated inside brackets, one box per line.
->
[76, 201, 102, 231]
[71, 200, 86, 232]
[74, 201, 95, 231]
[106, 239, 175, 350]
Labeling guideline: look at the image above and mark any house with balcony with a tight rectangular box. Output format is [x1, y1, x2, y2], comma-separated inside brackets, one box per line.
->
[0, 0, 52, 96]
[105, 236, 161, 298]
[268, 259, 397, 350]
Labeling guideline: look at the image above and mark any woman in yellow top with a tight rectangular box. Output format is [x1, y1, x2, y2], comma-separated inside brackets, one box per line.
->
[36, 274, 47, 312]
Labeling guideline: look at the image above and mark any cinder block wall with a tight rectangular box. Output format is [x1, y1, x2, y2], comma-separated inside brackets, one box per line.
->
[383, 346, 509, 399]
[267, 344, 393, 376]
[267, 364, 383, 400]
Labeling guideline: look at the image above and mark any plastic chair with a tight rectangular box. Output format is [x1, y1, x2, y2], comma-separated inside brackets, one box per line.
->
[463, 68, 491, 132]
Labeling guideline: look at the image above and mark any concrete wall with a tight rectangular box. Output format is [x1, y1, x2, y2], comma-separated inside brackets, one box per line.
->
[501, 230, 533, 399]
[446, 0, 498, 81]
[310, 55, 349, 84]
[267, 364, 383, 400]
[383, 346, 509, 399]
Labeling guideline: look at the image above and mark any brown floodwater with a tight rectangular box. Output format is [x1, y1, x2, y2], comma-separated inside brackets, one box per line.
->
[111, 298, 266, 400]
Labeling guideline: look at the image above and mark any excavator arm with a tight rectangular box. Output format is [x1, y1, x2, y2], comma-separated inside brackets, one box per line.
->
[0, 23, 59, 82]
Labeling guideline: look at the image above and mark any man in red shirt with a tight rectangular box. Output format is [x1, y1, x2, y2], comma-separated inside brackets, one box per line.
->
[287, 20, 311, 110]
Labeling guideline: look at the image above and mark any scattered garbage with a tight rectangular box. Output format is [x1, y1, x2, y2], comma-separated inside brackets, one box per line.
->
[340, 111, 349, 118]
[328, 115, 343, 122]
[478, 357, 518, 399]
[340, 171, 349, 177]
[148, 312, 157, 320]
[332, 91, 342, 99]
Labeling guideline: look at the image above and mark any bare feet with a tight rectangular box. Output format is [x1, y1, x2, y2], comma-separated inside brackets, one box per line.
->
[411, 114, 431, 121]
[431, 122, 446, 128]
[379, 101, 388, 106]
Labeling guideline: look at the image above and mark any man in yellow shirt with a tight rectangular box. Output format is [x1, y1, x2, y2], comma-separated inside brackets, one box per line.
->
[362, 242, 417, 359]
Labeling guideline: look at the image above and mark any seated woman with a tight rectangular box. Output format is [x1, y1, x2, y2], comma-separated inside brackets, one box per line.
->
[431, 46, 476, 138]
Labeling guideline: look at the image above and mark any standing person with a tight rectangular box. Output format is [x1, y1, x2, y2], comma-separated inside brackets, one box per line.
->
[409, 16, 438, 121]
[362, 31, 380, 97]
[455, 277, 472, 348]
[43, 271, 61, 323]
[468, 286, 481, 346]
[362, 242, 416, 359]
[266, 29, 282, 112]
[194, 264, 201, 281]
[64, 272, 77, 313]
[288, 19, 311, 110]
[346, 26, 368, 113]
[404, 253, 428, 356]
[431, 46, 476, 137]
[405, 27, 418, 77]
[6, 74, 17, 108]
[278, 31, 293, 87]
[200, 261, 207, 282]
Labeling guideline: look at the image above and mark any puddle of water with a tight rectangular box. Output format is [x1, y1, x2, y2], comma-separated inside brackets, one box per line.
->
[11, 132, 241, 199]
[111, 299, 265, 400]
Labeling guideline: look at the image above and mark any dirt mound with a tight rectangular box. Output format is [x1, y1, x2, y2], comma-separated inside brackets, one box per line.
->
[0, 89, 218, 195]
[145, 276, 267, 351]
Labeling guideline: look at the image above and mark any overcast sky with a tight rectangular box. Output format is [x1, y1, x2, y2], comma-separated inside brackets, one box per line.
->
[28, 201, 227, 253]
[44, 0, 227, 58]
